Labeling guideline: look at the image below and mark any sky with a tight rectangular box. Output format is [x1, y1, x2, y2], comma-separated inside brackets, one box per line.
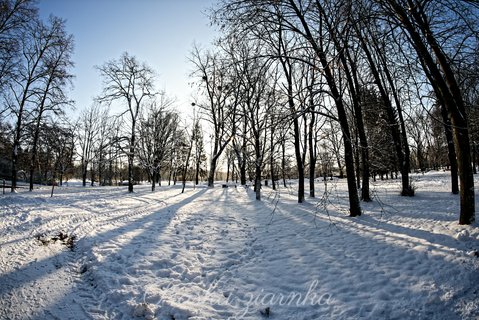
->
[37, 0, 219, 117]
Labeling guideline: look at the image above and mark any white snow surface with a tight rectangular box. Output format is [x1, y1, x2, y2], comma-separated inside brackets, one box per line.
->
[1, 171, 478, 320]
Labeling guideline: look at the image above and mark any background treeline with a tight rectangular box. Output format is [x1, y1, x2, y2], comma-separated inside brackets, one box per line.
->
[0, 1, 209, 194]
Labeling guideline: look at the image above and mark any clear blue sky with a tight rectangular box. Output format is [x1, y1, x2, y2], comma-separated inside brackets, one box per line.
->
[38, 0, 218, 116]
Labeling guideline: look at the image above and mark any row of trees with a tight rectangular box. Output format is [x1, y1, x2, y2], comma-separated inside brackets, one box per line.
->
[76, 62, 208, 193]
[0, 1, 207, 194]
[1, 50, 209, 193]
[187, 0, 478, 224]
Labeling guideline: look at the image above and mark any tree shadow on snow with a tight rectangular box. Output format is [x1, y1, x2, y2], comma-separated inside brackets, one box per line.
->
[0, 187, 208, 319]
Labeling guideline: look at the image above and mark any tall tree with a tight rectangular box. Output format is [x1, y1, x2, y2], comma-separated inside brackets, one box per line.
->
[285, 0, 361, 215]
[380, 0, 476, 223]
[76, 103, 103, 187]
[190, 46, 237, 187]
[354, 12, 413, 196]
[97, 52, 156, 193]
[6, 14, 71, 191]
[28, 16, 74, 191]
[272, 21, 307, 203]
[137, 95, 177, 191]
[191, 111, 206, 185]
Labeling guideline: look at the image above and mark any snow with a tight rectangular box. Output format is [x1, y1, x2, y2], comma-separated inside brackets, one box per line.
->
[1, 171, 478, 319]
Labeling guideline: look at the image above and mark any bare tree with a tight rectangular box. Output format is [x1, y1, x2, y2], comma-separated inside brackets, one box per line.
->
[353, 10, 413, 196]
[28, 16, 74, 191]
[76, 103, 103, 187]
[181, 127, 193, 193]
[222, 35, 276, 200]
[191, 111, 206, 185]
[212, 0, 362, 212]
[284, 0, 361, 215]
[211, 0, 477, 222]
[190, 45, 237, 187]
[274, 24, 308, 203]
[97, 52, 156, 192]
[6, 14, 71, 191]
[379, 0, 476, 223]
[46, 120, 74, 187]
[137, 94, 177, 191]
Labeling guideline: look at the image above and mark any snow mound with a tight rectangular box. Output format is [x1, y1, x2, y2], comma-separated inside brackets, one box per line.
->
[131, 302, 155, 319]
[456, 229, 470, 241]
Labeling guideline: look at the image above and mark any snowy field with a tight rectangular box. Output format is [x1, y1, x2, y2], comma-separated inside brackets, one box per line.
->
[1, 171, 478, 320]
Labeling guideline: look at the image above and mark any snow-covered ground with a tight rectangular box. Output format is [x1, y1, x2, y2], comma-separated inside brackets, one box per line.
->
[1, 171, 478, 320]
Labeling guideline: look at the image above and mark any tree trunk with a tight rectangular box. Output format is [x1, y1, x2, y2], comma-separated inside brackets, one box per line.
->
[454, 120, 475, 224]
[270, 150, 276, 191]
[308, 110, 316, 198]
[292, 112, 305, 203]
[90, 163, 95, 187]
[440, 103, 459, 194]
[195, 160, 200, 185]
[82, 165, 87, 187]
[128, 156, 133, 192]
[239, 159, 247, 185]
[270, 121, 276, 191]
[29, 114, 43, 191]
[226, 154, 231, 183]
[281, 139, 287, 188]
[341, 127, 361, 216]
[354, 133, 361, 189]
[182, 144, 193, 194]
[128, 123, 136, 192]
[151, 170, 156, 192]
[253, 130, 262, 200]
[255, 173, 261, 200]
[98, 150, 103, 186]
[236, 119, 248, 186]
[207, 157, 217, 187]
